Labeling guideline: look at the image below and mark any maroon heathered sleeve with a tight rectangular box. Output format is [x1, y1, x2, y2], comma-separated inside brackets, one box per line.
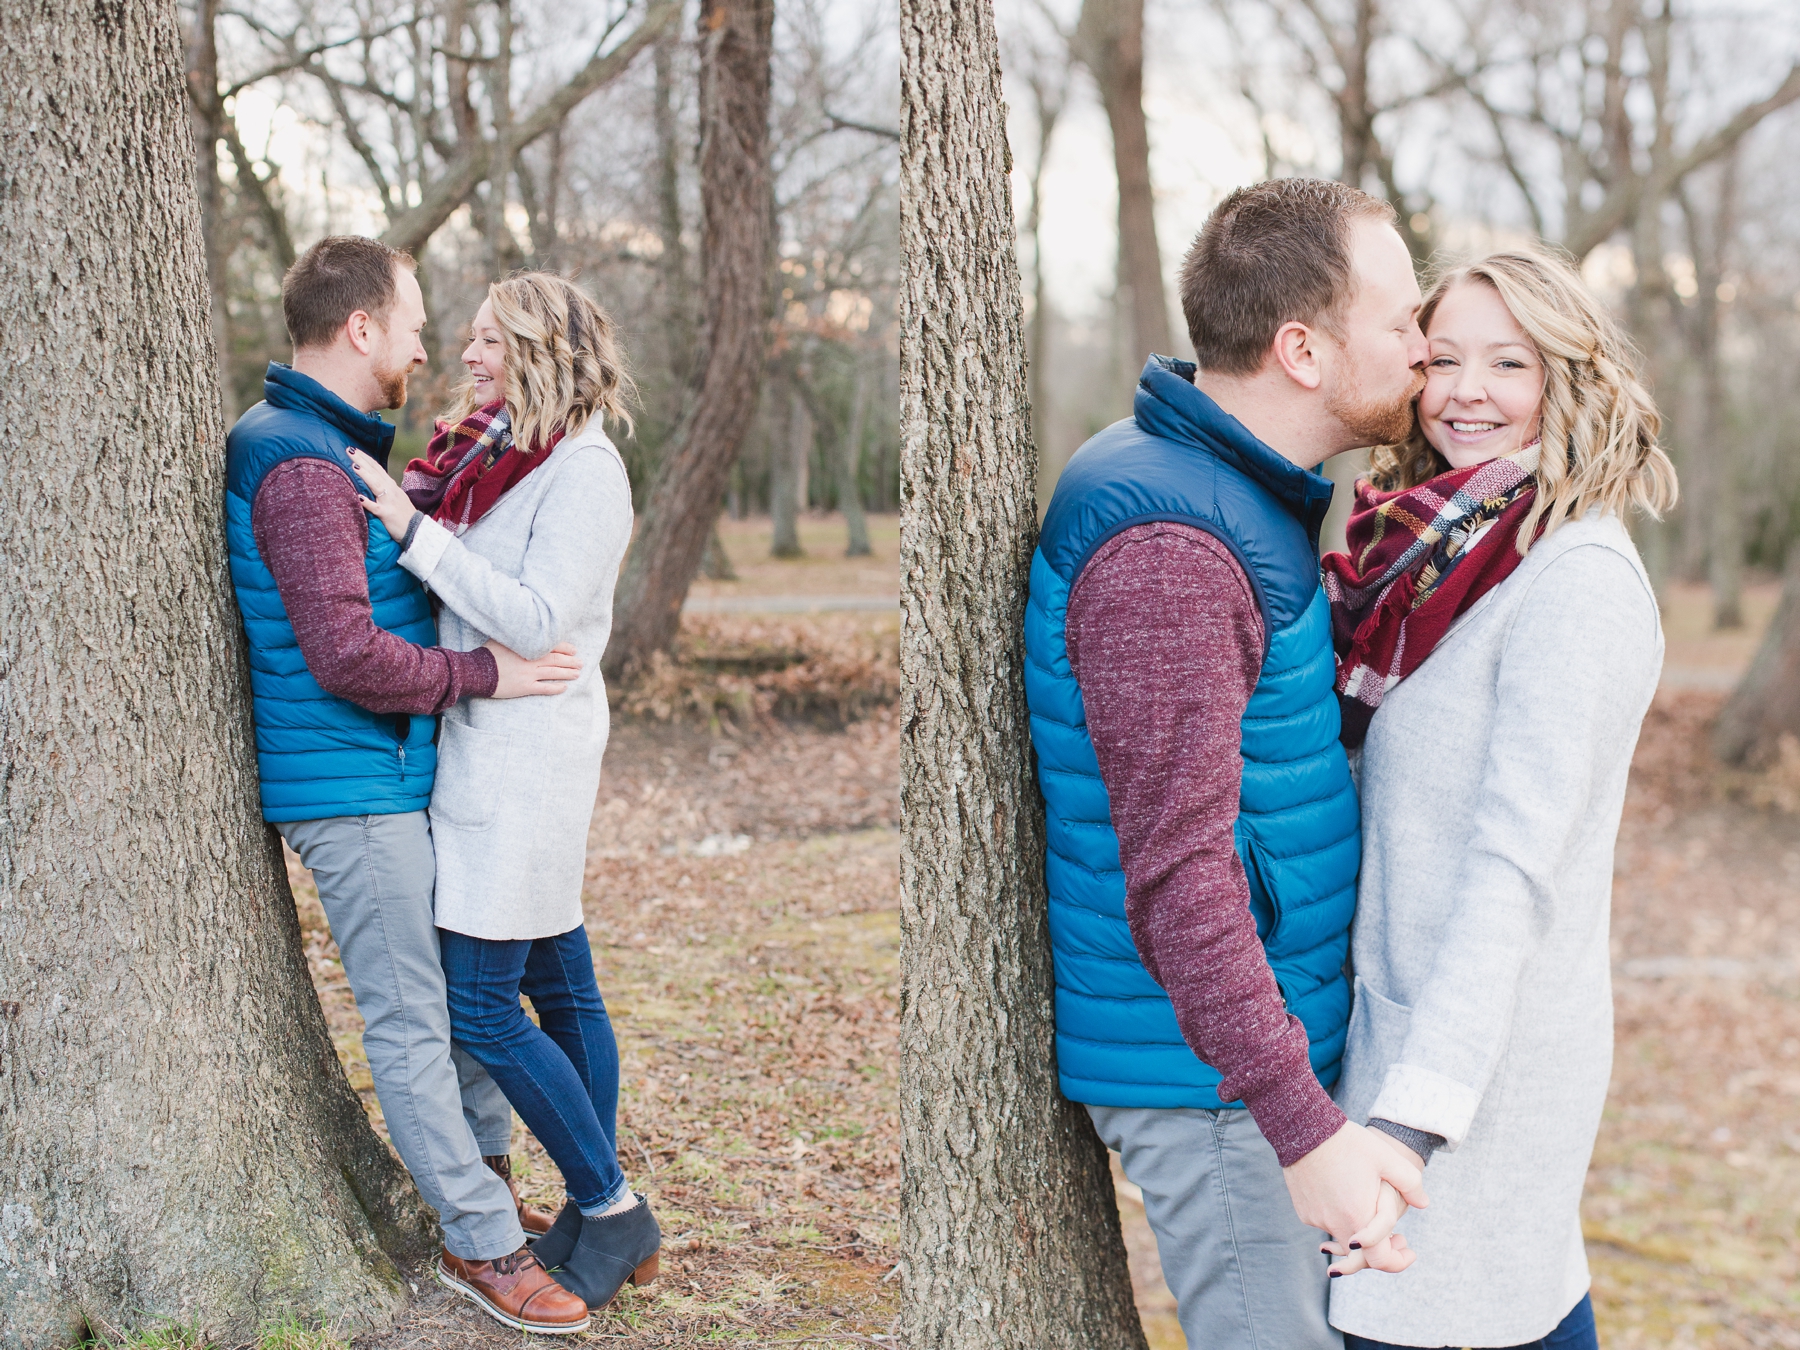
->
[1066, 522, 1346, 1167]
[250, 459, 500, 713]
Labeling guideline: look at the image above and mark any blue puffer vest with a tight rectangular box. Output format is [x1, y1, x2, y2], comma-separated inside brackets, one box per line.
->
[225, 364, 439, 822]
[1024, 356, 1360, 1109]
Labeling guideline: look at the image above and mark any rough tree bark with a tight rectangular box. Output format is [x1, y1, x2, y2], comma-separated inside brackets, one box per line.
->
[1715, 548, 1800, 768]
[0, 4, 436, 1346]
[899, 0, 1148, 1346]
[604, 0, 774, 677]
[1076, 0, 1171, 373]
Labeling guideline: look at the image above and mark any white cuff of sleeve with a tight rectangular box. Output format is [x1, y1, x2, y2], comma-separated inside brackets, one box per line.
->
[1367, 1063, 1482, 1151]
[400, 513, 454, 582]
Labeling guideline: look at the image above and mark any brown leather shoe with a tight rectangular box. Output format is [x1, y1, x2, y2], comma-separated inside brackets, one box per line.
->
[484, 1153, 557, 1240]
[437, 1245, 590, 1334]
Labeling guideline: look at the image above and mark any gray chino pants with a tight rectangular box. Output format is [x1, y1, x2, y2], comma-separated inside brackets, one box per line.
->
[280, 810, 524, 1260]
[1088, 1104, 1341, 1350]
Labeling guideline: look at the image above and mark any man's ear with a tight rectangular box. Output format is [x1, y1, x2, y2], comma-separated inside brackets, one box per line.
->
[1270, 319, 1324, 392]
[344, 308, 376, 358]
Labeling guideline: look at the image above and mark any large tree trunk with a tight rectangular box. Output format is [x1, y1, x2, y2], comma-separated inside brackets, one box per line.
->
[0, 6, 435, 1346]
[899, 1, 1148, 1346]
[1076, 0, 1171, 371]
[1714, 547, 1800, 768]
[604, 0, 773, 678]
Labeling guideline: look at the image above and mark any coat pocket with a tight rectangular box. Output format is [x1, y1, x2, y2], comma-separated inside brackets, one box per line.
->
[431, 720, 510, 832]
[1335, 976, 1414, 1123]
[1237, 831, 1282, 943]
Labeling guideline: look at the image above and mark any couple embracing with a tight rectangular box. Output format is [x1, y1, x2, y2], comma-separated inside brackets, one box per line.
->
[1028, 178, 1677, 1349]
[226, 236, 654, 1335]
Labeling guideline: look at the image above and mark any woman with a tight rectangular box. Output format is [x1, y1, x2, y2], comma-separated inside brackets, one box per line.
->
[349, 272, 657, 1313]
[1317, 248, 1677, 1349]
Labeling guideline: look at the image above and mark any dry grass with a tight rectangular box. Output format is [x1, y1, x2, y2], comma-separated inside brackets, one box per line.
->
[292, 696, 901, 1348]
[289, 539, 1798, 1348]
[1588, 690, 1800, 1349]
[613, 614, 898, 729]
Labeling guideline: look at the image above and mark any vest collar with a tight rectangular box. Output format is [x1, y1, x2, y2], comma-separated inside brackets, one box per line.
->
[263, 363, 398, 460]
[1134, 356, 1335, 544]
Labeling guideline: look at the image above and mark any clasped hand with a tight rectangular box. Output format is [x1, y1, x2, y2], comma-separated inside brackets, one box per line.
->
[1282, 1120, 1428, 1278]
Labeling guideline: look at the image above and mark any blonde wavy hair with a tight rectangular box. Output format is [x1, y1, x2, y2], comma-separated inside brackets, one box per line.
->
[1368, 246, 1678, 551]
[443, 271, 636, 451]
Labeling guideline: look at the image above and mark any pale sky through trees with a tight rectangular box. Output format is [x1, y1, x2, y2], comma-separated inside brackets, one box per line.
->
[218, 0, 896, 258]
[1003, 0, 1800, 330]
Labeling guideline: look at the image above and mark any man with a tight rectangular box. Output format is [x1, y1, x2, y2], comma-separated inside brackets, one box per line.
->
[1024, 179, 1431, 1347]
[224, 236, 591, 1335]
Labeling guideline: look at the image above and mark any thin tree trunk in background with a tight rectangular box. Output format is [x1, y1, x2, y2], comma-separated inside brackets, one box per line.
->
[1627, 194, 1676, 599]
[655, 30, 696, 382]
[1335, 0, 1377, 188]
[1715, 547, 1800, 766]
[604, 0, 773, 677]
[1023, 65, 1065, 506]
[0, 5, 436, 1346]
[184, 0, 233, 419]
[700, 526, 738, 579]
[486, 0, 516, 276]
[771, 381, 807, 557]
[899, 0, 1149, 1345]
[1316, 2, 1385, 557]
[1683, 159, 1743, 628]
[841, 355, 873, 556]
[1076, 0, 1171, 377]
[1319, 449, 1369, 556]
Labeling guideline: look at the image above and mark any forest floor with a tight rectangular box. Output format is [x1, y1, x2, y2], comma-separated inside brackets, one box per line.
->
[284, 521, 1797, 1350]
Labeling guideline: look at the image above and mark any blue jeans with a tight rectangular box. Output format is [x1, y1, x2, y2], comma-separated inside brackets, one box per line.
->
[439, 924, 629, 1212]
[1343, 1293, 1597, 1350]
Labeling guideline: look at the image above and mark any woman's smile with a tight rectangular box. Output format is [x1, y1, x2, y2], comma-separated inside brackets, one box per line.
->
[1419, 280, 1547, 468]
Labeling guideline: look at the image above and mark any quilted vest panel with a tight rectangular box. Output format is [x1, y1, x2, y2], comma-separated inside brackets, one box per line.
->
[1025, 356, 1360, 1108]
[225, 365, 438, 822]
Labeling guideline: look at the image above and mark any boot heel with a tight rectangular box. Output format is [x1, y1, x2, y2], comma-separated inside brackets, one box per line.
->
[631, 1252, 660, 1285]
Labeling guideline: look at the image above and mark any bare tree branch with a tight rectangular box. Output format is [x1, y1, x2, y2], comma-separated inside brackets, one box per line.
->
[1564, 60, 1800, 259]
[825, 111, 899, 140]
[381, 0, 683, 256]
[221, 118, 296, 273]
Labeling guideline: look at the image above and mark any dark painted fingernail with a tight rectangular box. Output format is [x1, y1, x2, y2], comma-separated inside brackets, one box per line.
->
[1329, 1270, 1342, 1278]
[1348, 1242, 1362, 1250]
[1319, 1247, 1332, 1255]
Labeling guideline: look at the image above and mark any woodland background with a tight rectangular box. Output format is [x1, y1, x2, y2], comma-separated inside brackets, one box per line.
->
[183, 0, 899, 544]
[19, 0, 1800, 1347]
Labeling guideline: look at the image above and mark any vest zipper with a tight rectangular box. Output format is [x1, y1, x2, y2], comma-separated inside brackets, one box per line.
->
[398, 743, 406, 781]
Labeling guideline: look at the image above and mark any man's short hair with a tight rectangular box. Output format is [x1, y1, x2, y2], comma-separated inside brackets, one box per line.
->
[1179, 179, 1397, 376]
[281, 236, 416, 351]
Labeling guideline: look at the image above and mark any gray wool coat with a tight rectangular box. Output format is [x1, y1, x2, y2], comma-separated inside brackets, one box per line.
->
[1329, 513, 1662, 1348]
[398, 423, 633, 941]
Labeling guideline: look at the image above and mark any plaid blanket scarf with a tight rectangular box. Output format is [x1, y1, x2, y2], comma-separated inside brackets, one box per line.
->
[1321, 442, 1541, 748]
[401, 400, 563, 535]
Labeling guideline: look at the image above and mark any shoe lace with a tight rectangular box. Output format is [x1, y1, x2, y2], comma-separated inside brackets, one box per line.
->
[492, 1248, 543, 1277]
